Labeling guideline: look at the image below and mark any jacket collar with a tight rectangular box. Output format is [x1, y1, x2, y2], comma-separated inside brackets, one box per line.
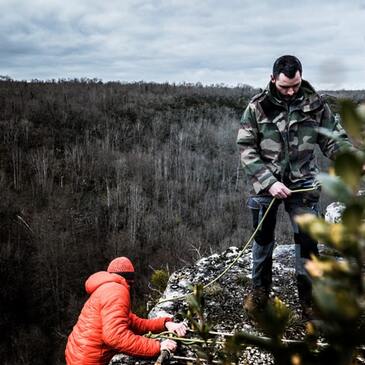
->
[265, 79, 322, 113]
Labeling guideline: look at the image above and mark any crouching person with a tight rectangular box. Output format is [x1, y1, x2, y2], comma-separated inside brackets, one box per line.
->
[65, 257, 187, 365]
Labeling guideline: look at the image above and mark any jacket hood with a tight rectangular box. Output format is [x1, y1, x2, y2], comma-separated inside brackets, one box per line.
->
[85, 271, 127, 294]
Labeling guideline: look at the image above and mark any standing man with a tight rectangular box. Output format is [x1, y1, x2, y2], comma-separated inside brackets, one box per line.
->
[65, 257, 187, 364]
[236, 55, 353, 319]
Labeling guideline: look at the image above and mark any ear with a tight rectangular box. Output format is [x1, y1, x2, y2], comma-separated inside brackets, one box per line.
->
[270, 74, 276, 83]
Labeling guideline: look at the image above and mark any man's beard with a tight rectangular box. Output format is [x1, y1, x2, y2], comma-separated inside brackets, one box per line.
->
[280, 93, 297, 102]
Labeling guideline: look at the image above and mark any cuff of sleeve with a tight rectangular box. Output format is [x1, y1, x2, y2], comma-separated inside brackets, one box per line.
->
[253, 175, 278, 195]
[164, 317, 174, 324]
[330, 143, 358, 161]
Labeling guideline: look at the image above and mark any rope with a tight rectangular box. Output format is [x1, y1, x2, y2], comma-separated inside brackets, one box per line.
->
[146, 331, 203, 345]
[148, 329, 365, 350]
[158, 186, 318, 304]
[146, 328, 315, 347]
[172, 355, 229, 364]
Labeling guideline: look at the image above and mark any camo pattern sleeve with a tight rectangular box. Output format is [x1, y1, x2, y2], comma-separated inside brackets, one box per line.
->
[317, 102, 354, 160]
[237, 102, 278, 194]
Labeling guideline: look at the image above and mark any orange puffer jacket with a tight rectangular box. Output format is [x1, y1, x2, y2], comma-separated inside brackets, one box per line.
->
[65, 271, 171, 365]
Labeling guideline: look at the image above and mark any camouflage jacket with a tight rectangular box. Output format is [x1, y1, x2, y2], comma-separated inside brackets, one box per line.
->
[237, 80, 353, 195]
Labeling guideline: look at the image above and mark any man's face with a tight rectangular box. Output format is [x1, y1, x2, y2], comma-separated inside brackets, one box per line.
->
[271, 70, 302, 101]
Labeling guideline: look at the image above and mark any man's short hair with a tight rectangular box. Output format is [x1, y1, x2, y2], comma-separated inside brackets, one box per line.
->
[273, 55, 302, 78]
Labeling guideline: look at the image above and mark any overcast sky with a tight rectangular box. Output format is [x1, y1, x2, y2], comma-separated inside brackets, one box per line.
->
[1, 0, 364, 89]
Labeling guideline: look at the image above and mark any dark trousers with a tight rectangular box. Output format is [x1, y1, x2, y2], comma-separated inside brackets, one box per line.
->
[247, 190, 320, 305]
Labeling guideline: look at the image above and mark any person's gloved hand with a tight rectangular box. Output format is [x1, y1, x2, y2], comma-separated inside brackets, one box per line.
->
[160, 339, 177, 353]
[165, 321, 188, 337]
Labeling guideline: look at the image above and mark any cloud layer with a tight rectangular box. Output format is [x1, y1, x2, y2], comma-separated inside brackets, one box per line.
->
[1, 0, 364, 89]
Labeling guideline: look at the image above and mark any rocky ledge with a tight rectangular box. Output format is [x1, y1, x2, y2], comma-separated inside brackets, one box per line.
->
[110, 202, 348, 364]
[111, 243, 328, 365]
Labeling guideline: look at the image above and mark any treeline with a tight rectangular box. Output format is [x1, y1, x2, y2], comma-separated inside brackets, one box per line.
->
[0, 79, 364, 364]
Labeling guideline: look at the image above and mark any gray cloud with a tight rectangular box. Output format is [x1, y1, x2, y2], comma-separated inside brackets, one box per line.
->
[0, 0, 364, 89]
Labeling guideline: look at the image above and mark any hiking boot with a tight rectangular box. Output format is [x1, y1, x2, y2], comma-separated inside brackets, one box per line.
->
[244, 287, 269, 315]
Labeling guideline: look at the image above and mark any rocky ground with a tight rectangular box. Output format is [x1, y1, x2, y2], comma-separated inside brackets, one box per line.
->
[110, 202, 364, 364]
[110, 244, 321, 365]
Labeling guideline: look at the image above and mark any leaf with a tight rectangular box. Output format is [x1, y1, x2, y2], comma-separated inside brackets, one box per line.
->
[327, 223, 360, 255]
[339, 99, 363, 140]
[296, 214, 358, 254]
[357, 103, 365, 121]
[342, 203, 363, 231]
[306, 256, 351, 278]
[317, 173, 352, 202]
[272, 297, 290, 320]
[334, 151, 363, 191]
[295, 213, 329, 242]
[187, 294, 200, 311]
[294, 213, 318, 227]
[317, 127, 343, 142]
[313, 281, 360, 322]
[255, 297, 290, 338]
[328, 223, 345, 247]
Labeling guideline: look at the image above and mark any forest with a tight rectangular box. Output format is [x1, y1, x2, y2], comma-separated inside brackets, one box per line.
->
[0, 78, 364, 364]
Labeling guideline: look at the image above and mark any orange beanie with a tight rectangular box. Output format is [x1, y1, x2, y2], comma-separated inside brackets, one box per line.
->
[107, 257, 135, 273]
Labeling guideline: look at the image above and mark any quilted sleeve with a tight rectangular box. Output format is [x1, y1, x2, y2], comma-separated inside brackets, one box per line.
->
[100, 284, 161, 357]
[128, 312, 172, 335]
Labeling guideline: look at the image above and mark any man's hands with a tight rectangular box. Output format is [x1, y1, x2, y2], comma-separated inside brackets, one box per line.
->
[159, 322, 187, 355]
[160, 339, 177, 352]
[268, 181, 292, 199]
[165, 321, 188, 337]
